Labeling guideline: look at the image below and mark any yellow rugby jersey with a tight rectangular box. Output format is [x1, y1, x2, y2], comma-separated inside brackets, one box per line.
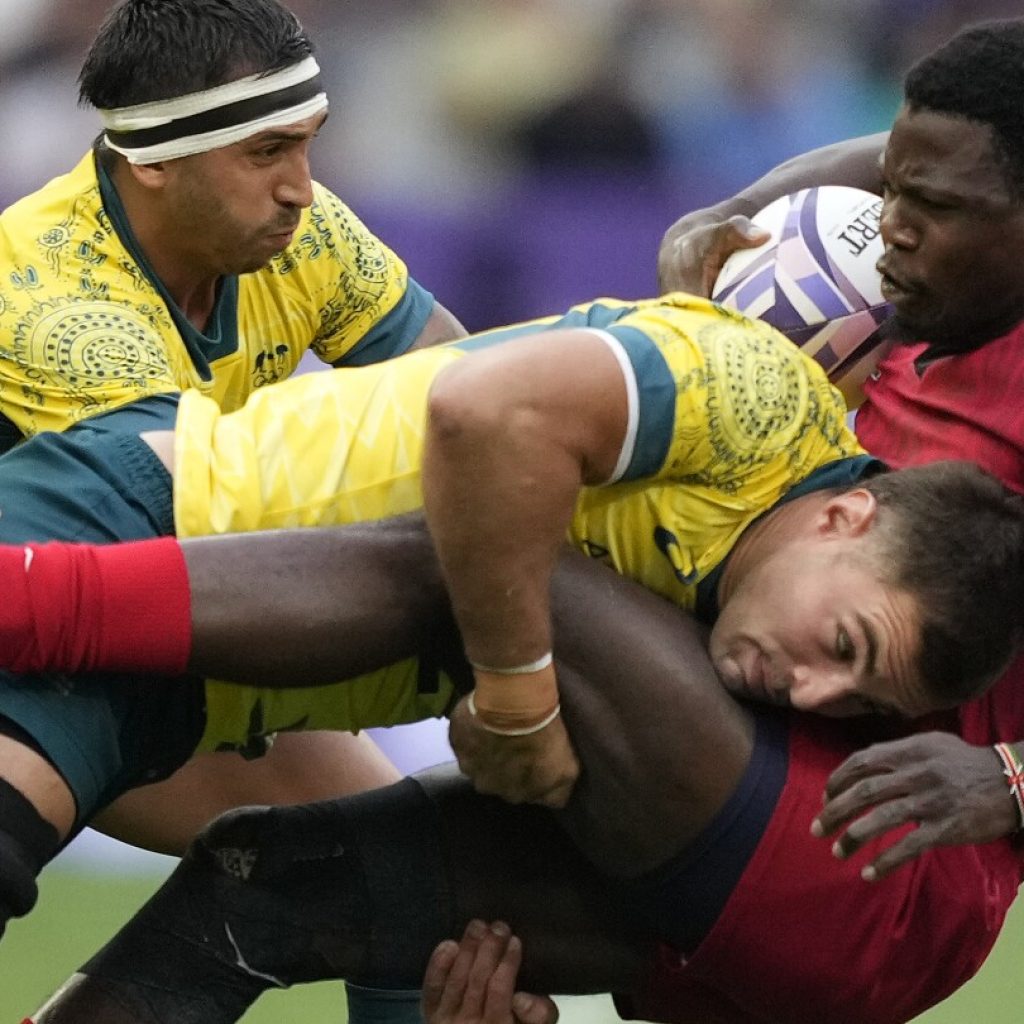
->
[177, 294, 863, 607]
[0, 149, 432, 444]
[174, 294, 864, 750]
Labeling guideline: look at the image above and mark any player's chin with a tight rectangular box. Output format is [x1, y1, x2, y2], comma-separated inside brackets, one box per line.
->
[887, 308, 934, 343]
[887, 293, 950, 343]
[233, 251, 278, 275]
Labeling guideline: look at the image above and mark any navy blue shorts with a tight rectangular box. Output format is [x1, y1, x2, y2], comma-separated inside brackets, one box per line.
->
[622, 706, 789, 953]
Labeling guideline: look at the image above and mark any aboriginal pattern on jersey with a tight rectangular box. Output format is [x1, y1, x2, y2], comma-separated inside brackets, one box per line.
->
[688, 316, 821, 487]
[566, 298, 859, 609]
[0, 151, 416, 438]
[280, 187, 400, 363]
[175, 295, 859, 607]
[8, 298, 175, 426]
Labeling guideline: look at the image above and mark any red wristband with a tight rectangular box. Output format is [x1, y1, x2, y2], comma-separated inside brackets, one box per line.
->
[0, 538, 192, 675]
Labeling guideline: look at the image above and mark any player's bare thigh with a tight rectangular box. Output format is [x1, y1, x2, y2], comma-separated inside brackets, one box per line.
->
[0, 733, 75, 839]
[549, 552, 756, 877]
[92, 731, 401, 856]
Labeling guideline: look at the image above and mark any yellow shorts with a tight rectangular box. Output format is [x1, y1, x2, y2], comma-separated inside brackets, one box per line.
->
[174, 345, 464, 537]
[173, 346, 466, 751]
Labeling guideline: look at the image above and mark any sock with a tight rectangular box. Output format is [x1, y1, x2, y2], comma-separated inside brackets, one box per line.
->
[0, 538, 192, 675]
[0, 778, 60, 939]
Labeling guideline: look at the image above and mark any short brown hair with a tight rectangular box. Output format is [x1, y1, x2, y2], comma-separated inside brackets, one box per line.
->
[861, 460, 1024, 705]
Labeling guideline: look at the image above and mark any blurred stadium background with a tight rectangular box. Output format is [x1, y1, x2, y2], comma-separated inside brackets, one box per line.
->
[2, 0, 1023, 1019]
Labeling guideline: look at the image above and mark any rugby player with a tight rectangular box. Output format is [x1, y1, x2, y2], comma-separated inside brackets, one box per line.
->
[3, 1, 465, 1017]
[657, 15, 1024, 884]
[3, 292, 1024, 1024]
[19, 480, 1024, 1024]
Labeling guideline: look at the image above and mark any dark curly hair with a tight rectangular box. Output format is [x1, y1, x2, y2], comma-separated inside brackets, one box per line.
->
[904, 19, 1024, 201]
[79, 0, 313, 110]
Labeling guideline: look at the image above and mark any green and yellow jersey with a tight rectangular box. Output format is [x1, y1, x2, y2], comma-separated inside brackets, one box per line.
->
[170, 294, 864, 750]
[0, 149, 433, 446]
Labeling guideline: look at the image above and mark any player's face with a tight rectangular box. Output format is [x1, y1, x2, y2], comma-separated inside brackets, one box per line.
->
[709, 538, 931, 718]
[877, 105, 1024, 348]
[162, 111, 326, 275]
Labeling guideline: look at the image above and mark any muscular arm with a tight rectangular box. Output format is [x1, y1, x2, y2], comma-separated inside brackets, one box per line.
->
[658, 132, 888, 294]
[423, 330, 627, 671]
[0, 516, 453, 687]
[422, 330, 628, 806]
[408, 300, 469, 350]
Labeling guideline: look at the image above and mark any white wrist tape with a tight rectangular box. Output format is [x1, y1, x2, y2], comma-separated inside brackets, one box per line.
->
[469, 651, 553, 675]
[466, 692, 562, 737]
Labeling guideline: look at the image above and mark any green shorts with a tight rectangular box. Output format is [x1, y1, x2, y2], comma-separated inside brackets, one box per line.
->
[0, 397, 205, 826]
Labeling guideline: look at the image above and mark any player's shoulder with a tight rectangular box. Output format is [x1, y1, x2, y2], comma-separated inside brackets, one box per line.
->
[304, 179, 375, 242]
[602, 292, 797, 368]
[0, 151, 127, 314]
[2, 152, 100, 233]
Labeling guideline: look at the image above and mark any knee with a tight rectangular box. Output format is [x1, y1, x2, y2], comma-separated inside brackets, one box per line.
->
[188, 802, 276, 879]
[0, 779, 59, 938]
[188, 800, 353, 885]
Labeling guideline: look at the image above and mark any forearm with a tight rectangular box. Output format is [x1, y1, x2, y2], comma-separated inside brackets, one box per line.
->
[407, 300, 469, 351]
[658, 132, 889, 294]
[727, 132, 888, 216]
[185, 516, 451, 684]
[422, 385, 580, 671]
[422, 332, 626, 673]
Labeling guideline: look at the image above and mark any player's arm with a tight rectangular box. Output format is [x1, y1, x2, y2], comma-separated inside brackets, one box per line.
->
[658, 132, 888, 295]
[328, 296, 468, 367]
[423, 329, 630, 808]
[409, 300, 469, 350]
[0, 516, 452, 685]
[811, 732, 1024, 881]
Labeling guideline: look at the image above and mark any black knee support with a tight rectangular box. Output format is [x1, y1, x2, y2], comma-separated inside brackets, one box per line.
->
[187, 776, 456, 988]
[0, 777, 60, 938]
[45, 779, 456, 1023]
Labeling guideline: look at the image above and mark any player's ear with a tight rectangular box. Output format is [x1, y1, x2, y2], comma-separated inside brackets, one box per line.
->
[818, 488, 877, 538]
[126, 160, 170, 192]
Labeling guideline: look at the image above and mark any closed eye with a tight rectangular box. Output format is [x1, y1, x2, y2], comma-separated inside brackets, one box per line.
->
[836, 626, 856, 662]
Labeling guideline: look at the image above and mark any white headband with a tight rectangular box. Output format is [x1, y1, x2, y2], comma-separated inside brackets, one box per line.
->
[98, 55, 328, 163]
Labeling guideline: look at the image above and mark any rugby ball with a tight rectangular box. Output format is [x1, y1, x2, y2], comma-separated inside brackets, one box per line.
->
[712, 186, 893, 407]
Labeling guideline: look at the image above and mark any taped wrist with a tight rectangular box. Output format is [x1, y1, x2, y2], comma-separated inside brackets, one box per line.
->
[0, 539, 191, 675]
[470, 661, 560, 732]
[0, 778, 60, 938]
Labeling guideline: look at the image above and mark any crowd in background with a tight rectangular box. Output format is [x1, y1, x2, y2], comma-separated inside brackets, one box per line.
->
[1, 0, 1019, 330]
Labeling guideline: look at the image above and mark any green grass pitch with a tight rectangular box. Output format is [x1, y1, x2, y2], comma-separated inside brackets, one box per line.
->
[2, 864, 1022, 1021]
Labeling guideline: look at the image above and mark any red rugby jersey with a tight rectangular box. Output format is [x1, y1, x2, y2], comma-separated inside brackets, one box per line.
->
[858, 326, 1024, 494]
[858, 327, 1024, 746]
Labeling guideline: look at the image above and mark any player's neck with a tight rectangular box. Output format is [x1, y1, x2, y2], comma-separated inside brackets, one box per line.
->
[112, 164, 220, 331]
[717, 498, 821, 605]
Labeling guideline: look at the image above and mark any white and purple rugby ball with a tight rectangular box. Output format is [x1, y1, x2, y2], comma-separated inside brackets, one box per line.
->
[712, 185, 893, 407]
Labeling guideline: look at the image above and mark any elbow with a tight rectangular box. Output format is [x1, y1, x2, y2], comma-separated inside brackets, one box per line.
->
[426, 360, 508, 448]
